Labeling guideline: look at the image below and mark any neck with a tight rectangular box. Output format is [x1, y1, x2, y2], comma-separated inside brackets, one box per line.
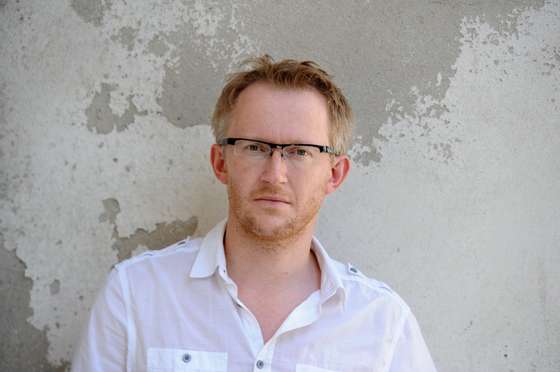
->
[224, 216, 321, 293]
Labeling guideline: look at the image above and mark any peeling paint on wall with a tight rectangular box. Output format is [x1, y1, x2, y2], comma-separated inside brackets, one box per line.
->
[111, 26, 139, 52]
[99, 198, 199, 261]
[0, 238, 68, 372]
[85, 83, 147, 134]
[113, 217, 199, 261]
[229, 0, 546, 164]
[1, 0, 559, 371]
[70, 0, 112, 27]
[157, 2, 257, 130]
[158, 59, 221, 129]
[98, 198, 120, 224]
[147, 34, 170, 57]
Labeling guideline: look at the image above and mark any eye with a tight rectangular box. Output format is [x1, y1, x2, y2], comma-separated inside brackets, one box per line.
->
[295, 148, 310, 156]
[241, 141, 269, 154]
[285, 146, 313, 159]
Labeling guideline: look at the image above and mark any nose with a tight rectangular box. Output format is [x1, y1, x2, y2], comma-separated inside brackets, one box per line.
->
[260, 147, 288, 184]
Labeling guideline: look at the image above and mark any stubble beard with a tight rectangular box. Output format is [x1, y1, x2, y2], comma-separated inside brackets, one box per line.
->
[227, 182, 324, 245]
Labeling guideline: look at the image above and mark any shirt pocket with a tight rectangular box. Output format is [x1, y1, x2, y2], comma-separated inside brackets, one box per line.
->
[295, 364, 340, 372]
[147, 348, 228, 372]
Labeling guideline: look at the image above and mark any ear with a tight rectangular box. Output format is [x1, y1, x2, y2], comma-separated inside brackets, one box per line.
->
[325, 155, 350, 195]
[210, 144, 228, 184]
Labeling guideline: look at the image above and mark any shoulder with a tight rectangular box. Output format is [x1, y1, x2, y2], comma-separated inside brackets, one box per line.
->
[331, 259, 411, 316]
[112, 237, 202, 277]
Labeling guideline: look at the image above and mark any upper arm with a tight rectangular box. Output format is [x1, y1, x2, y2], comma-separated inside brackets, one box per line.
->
[387, 310, 437, 372]
[71, 268, 128, 372]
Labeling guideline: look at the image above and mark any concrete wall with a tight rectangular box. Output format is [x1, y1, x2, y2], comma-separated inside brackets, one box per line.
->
[1, 0, 559, 371]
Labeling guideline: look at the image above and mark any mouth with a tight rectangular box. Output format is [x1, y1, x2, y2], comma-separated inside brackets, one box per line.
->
[254, 196, 291, 205]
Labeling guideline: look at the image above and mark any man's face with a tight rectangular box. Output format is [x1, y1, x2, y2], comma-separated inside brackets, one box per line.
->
[211, 82, 349, 242]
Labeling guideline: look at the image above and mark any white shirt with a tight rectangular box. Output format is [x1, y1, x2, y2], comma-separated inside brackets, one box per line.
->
[72, 220, 437, 372]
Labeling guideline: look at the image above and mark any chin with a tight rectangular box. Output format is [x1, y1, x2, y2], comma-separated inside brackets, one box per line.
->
[241, 213, 303, 242]
[228, 189, 321, 242]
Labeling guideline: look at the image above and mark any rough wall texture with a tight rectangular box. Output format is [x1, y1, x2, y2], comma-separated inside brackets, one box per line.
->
[1, 0, 559, 371]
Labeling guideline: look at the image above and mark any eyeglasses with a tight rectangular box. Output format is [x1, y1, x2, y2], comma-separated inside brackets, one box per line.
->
[219, 137, 337, 166]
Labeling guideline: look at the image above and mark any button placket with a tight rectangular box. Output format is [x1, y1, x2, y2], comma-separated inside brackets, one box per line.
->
[236, 304, 264, 355]
[252, 336, 277, 372]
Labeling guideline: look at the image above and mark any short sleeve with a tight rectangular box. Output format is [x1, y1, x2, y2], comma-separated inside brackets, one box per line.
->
[387, 310, 438, 372]
[71, 268, 128, 372]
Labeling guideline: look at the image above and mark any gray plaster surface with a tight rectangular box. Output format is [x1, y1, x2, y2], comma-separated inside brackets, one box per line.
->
[0, 0, 559, 370]
[0, 239, 68, 372]
[70, 0, 112, 27]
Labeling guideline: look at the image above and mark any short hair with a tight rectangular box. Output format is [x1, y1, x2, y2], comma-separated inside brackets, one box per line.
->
[211, 55, 353, 155]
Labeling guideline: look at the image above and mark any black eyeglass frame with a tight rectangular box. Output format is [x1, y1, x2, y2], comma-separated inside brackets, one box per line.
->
[218, 137, 339, 156]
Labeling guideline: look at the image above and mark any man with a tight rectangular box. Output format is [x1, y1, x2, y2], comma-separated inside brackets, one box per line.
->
[72, 55, 437, 371]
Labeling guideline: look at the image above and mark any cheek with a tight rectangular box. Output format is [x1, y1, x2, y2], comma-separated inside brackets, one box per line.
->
[312, 165, 332, 186]
[226, 165, 259, 192]
[295, 170, 330, 198]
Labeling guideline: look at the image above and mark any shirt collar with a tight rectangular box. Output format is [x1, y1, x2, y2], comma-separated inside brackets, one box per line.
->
[189, 219, 346, 305]
[311, 235, 346, 306]
[189, 219, 227, 278]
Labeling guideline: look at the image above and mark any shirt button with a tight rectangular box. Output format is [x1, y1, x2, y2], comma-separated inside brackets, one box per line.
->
[182, 353, 191, 363]
[256, 360, 264, 369]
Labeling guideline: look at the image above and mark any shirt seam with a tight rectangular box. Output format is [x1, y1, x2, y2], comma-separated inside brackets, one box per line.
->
[341, 277, 402, 300]
[115, 238, 197, 270]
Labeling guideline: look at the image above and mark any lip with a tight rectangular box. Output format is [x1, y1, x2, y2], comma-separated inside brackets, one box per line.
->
[254, 196, 291, 204]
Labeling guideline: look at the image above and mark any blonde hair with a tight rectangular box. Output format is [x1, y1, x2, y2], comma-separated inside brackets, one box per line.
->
[212, 55, 353, 155]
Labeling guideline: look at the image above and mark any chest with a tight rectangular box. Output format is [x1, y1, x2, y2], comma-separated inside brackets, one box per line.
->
[137, 309, 387, 372]
[239, 286, 318, 343]
[128, 277, 394, 371]
[243, 296, 298, 343]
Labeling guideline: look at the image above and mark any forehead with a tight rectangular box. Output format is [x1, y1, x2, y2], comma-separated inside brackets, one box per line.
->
[227, 82, 330, 144]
